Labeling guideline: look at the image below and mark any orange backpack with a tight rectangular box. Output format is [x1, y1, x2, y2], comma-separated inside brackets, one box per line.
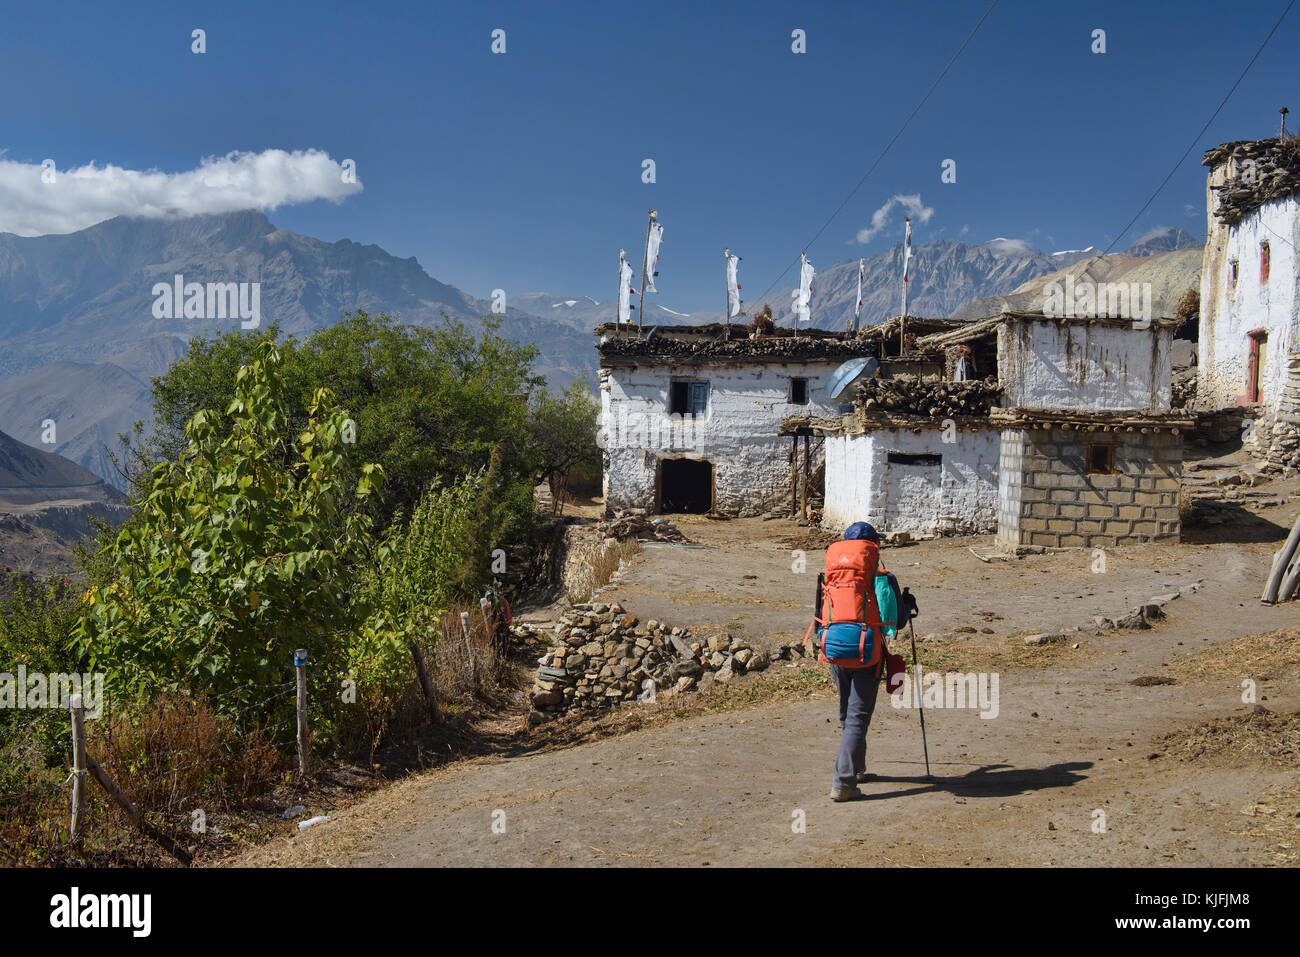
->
[811, 539, 887, 669]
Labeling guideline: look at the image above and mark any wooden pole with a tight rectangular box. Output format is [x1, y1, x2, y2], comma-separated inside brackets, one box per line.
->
[294, 648, 310, 777]
[460, 610, 478, 690]
[480, 596, 495, 654]
[802, 434, 810, 521]
[85, 755, 192, 864]
[68, 694, 86, 845]
[409, 639, 439, 723]
[723, 249, 730, 342]
[791, 435, 798, 517]
[638, 210, 656, 331]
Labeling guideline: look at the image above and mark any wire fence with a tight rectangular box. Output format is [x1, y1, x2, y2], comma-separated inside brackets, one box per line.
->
[0, 597, 511, 864]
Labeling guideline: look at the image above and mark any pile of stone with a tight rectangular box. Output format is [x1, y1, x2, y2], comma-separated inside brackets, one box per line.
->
[595, 508, 689, 543]
[855, 376, 1002, 418]
[1171, 365, 1197, 410]
[530, 601, 775, 717]
[1204, 137, 1300, 226]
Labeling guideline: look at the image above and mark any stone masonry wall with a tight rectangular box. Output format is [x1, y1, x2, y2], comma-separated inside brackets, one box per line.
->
[996, 428, 1182, 549]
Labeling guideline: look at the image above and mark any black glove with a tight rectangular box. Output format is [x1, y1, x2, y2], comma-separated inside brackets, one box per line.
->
[900, 587, 919, 621]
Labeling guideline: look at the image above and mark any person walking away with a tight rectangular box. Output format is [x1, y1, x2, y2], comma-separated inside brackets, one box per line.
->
[804, 522, 908, 801]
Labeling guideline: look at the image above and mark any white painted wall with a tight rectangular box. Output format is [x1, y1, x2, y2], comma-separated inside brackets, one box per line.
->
[822, 428, 1001, 536]
[998, 318, 1173, 412]
[599, 360, 846, 515]
[1199, 195, 1300, 419]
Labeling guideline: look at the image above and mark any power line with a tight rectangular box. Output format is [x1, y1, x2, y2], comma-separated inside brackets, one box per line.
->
[1098, 0, 1296, 257]
[750, 0, 998, 309]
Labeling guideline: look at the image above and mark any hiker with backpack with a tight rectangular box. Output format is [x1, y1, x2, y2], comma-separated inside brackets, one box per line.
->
[803, 522, 917, 802]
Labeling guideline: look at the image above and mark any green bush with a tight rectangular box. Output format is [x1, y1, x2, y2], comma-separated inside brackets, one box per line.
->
[73, 342, 383, 716]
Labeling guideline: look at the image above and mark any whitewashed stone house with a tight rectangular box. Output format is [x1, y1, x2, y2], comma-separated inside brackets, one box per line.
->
[804, 311, 1187, 548]
[596, 323, 874, 516]
[1198, 137, 1300, 466]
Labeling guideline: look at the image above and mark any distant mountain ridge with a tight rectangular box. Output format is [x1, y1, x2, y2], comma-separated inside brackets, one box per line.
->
[0, 212, 594, 485]
[0, 428, 123, 508]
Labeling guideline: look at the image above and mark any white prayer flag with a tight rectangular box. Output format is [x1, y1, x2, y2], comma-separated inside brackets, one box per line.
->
[793, 253, 815, 326]
[855, 258, 865, 326]
[902, 217, 913, 283]
[644, 221, 664, 293]
[725, 249, 742, 319]
[618, 250, 634, 325]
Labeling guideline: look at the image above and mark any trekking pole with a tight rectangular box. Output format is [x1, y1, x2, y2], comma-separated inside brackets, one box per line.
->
[903, 589, 932, 780]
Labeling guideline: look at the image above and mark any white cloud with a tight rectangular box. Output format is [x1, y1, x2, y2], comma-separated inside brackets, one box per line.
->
[981, 237, 1034, 256]
[1132, 225, 1175, 244]
[0, 148, 362, 237]
[855, 193, 934, 244]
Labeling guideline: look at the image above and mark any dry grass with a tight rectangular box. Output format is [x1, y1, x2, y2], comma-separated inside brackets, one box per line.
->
[1166, 626, 1300, 682]
[908, 629, 1098, 674]
[1158, 709, 1300, 768]
[566, 540, 640, 604]
[1235, 778, 1300, 866]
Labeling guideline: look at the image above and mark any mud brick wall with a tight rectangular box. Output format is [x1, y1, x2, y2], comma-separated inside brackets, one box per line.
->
[997, 428, 1182, 549]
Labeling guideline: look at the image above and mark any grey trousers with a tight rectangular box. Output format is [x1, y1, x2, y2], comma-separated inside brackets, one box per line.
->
[830, 664, 881, 791]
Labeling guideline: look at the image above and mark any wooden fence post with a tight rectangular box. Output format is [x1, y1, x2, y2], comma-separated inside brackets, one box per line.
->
[85, 755, 192, 864]
[68, 694, 86, 845]
[480, 596, 495, 653]
[460, 611, 478, 690]
[294, 648, 310, 777]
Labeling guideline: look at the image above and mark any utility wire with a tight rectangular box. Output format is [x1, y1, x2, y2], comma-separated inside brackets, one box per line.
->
[750, 0, 998, 309]
[1097, 0, 1296, 258]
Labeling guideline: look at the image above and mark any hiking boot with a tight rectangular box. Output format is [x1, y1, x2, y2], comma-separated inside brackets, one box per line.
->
[855, 771, 874, 783]
[830, 785, 863, 802]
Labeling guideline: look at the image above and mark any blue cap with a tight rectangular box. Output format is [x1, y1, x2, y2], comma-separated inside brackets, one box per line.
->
[844, 522, 880, 542]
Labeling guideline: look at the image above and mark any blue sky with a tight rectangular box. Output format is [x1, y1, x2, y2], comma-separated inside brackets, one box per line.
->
[1, 0, 1297, 313]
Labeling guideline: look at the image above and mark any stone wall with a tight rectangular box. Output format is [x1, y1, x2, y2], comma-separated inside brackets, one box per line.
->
[1265, 353, 1300, 470]
[996, 428, 1182, 550]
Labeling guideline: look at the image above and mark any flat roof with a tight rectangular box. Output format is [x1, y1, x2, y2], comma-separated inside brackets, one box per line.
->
[596, 323, 877, 363]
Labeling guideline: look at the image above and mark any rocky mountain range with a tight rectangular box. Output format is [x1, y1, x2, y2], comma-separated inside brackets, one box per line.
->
[0, 212, 593, 486]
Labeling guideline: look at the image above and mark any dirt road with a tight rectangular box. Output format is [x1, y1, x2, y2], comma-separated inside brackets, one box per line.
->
[233, 517, 1300, 867]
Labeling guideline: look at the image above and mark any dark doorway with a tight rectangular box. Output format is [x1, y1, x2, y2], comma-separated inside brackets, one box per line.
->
[660, 458, 713, 513]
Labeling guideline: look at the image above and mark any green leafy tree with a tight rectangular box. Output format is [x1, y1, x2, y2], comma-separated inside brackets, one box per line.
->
[134, 311, 542, 538]
[74, 342, 383, 712]
[525, 377, 601, 514]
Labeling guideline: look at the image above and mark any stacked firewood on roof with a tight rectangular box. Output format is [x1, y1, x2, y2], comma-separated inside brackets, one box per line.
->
[854, 376, 1002, 418]
[1205, 137, 1300, 226]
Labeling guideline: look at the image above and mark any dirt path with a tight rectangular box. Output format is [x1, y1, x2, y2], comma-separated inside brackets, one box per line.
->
[231, 514, 1300, 867]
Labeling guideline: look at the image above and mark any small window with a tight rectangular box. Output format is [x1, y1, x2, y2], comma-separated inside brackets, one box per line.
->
[887, 451, 941, 466]
[790, 377, 809, 405]
[1261, 242, 1271, 283]
[1085, 443, 1117, 475]
[1228, 259, 1239, 293]
[669, 379, 709, 416]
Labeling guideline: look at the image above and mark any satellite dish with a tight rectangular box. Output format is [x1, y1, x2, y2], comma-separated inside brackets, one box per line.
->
[826, 357, 879, 400]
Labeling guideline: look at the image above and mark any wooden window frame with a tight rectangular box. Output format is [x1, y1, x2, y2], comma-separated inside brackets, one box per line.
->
[789, 376, 809, 405]
[1084, 442, 1118, 475]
